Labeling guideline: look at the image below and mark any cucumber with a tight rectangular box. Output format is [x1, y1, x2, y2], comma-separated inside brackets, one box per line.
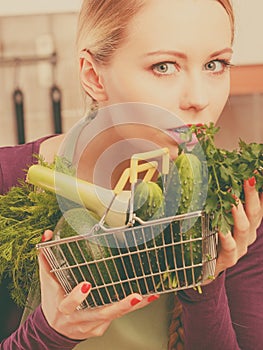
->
[175, 153, 205, 284]
[133, 180, 165, 221]
[175, 153, 204, 215]
[53, 208, 126, 306]
[120, 180, 167, 294]
[161, 153, 206, 286]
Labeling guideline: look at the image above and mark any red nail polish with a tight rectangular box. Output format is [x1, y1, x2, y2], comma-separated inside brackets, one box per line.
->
[130, 298, 141, 306]
[248, 176, 256, 187]
[147, 295, 159, 303]
[41, 230, 53, 242]
[41, 232, 48, 242]
[81, 283, 91, 294]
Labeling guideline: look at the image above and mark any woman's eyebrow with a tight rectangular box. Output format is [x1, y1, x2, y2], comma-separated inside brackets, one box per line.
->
[142, 50, 187, 59]
[209, 47, 233, 58]
[143, 47, 233, 59]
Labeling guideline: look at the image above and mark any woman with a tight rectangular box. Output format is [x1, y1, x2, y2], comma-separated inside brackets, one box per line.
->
[1, 0, 262, 349]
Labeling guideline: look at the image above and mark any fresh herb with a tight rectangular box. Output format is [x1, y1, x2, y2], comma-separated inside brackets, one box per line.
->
[0, 182, 61, 306]
[190, 123, 263, 234]
[0, 155, 74, 307]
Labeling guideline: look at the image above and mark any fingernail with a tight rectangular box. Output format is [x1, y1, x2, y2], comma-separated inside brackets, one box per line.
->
[147, 295, 159, 303]
[81, 283, 91, 294]
[130, 297, 141, 306]
[232, 194, 240, 206]
[248, 176, 256, 187]
[41, 230, 52, 242]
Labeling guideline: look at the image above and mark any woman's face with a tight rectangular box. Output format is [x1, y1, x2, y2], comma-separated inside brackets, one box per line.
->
[99, 0, 233, 126]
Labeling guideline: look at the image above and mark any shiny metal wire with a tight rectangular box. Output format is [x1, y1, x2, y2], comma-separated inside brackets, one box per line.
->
[37, 210, 217, 309]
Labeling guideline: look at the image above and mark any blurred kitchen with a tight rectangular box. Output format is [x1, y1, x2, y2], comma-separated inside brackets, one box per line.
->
[0, 0, 84, 146]
[0, 0, 262, 149]
[216, 0, 263, 148]
[0, 0, 262, 343]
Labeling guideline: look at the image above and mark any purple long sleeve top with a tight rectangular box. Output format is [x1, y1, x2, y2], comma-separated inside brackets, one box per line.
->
[0, 138, 262, 350]
[0, 306, 79, 350]
[0, 138, 79, 350]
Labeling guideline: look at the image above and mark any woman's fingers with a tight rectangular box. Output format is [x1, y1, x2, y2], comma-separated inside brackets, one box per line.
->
[93, 293, 145, 321]
[215, 231, 237, 276]
[231, 200, 251, 252]
[58, 288, 157, 321]
[215, 179, 263, 277]
[38, 250, 60, 287]
[243, 178, 263, 228]
[58, 282, 92, 315]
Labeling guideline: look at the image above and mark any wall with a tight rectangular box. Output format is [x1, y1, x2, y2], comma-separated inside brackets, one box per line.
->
[232, 0, 263, 65]
[0, 0, 82, 16]
[217, 1, 263, 149]
[0, 12, 84, 146]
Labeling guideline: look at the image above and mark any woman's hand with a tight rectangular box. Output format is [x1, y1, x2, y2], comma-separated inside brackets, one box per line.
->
[214, 177, 263, 277]
[38, 235, 158, 341]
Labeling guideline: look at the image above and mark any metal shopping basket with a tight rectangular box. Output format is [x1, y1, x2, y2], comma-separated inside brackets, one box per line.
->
[30, 148, 218, 309]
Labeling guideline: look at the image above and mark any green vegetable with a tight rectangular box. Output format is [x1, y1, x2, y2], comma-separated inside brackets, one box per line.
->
[133, 180, 165, 220]
[0, 156, 75, 307]
[190, 123, 263, 234]
[0, 182, 61, 306]
[174, 153, 205, 215]
[53, 207, 128, 306]
[1, 124, 262, 306]
[119, 180, 166, 294]
[156, 153, 205, 287]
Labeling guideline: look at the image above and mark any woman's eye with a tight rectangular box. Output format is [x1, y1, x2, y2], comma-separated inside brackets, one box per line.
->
[204, 60, 231, 74]
[152, 62, 177, 75]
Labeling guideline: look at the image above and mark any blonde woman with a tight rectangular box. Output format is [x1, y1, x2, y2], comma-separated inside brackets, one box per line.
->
[1, 1, 262, 349]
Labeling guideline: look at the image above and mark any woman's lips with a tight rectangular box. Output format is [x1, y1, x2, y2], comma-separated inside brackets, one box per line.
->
[166, 125, 199, 147]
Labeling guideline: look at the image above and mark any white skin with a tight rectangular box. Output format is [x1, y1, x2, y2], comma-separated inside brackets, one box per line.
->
[39, 0, 263, 340]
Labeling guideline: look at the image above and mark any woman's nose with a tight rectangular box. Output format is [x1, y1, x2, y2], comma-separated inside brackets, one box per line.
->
[179, 73, 209, 112]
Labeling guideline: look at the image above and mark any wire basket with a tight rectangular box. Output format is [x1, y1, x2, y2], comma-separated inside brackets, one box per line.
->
[37, 210, 217, 309]
[32, 148, 217, 308]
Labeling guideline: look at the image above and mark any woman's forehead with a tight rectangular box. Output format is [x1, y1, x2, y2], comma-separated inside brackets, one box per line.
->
[121, 0, 232, 55]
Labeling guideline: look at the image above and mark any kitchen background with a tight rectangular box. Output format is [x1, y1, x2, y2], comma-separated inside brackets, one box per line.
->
[0, 0, 262, 149]
[0, 0, 262, 343]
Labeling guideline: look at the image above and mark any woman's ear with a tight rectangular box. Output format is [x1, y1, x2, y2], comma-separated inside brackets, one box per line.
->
[79, 50, 108, 102]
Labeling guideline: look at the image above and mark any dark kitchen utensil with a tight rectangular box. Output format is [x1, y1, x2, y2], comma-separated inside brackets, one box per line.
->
[13, 87, 25, 144]
[50, 84, 62, 134]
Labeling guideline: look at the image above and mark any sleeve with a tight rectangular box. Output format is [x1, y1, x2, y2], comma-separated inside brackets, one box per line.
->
[0, 136, 55, 195]
[178, 221, 263, 350]
[177, 272, 240, 350]
[0, 305, 81, 350]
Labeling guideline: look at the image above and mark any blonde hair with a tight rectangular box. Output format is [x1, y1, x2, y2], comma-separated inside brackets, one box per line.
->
[77, 0, 145, 64]
[77, 0, 234, 64]
[217, 0, 235, 43]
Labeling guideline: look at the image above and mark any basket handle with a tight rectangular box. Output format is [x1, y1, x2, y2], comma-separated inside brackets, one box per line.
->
[113, 147, 170, 195]
[130, 147, 170, 184]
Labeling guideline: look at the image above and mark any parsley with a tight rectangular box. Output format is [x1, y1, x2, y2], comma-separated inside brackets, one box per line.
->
[190, 123, 263, 234]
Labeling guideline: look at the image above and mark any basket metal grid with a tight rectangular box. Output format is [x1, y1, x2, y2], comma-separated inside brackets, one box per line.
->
[37, 211, 217, 309]
[33, 148, 218, 308]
